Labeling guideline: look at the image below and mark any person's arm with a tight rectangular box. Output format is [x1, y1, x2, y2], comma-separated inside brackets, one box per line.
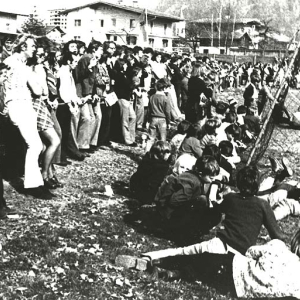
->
[191, 138, 203, 158]
[262, 200, 287, 242]
[164, 95, 171, 125]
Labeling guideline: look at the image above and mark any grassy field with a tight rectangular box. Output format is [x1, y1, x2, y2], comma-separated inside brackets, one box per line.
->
[1, 88, 300, 300]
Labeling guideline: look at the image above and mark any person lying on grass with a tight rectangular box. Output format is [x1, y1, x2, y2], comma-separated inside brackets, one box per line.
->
[146, 229, 300, 299]
[144, 165, 286, 260]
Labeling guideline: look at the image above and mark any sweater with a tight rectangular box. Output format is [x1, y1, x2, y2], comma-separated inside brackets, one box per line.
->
[217, 193, 284, 254]
[148, 92, 171, 124]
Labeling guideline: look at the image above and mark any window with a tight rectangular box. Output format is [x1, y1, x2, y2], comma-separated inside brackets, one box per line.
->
[162, 39, 169, 48]
[100, 19, 104, 27]
[164, 24, 167, 35]
[127, 36, 137, 45]
[130, 19, 136, 29]
[149, 38, 154, 47]
[112, 18, 116, 27]
[114, 36, 118, 42]
[203, 49, 209, 54]
[220, 49, 225, 54]
[150, 21, 154, 33]
[74, 19, 81, 27]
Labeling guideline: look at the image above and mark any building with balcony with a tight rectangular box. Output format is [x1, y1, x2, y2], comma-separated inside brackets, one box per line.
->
[46, 9, 67, 30]
[61, 0, 184, 51]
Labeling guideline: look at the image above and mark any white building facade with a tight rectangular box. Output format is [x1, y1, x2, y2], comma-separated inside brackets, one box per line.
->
[62, 1, 184, 52]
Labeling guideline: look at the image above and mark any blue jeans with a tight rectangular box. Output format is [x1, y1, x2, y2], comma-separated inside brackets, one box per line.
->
[149, 117, 167, 141]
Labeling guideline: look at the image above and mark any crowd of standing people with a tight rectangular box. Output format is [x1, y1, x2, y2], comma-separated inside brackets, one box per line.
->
[1, 32, 300, 298]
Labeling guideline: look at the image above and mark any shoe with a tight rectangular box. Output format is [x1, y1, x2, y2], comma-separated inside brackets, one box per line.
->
[282, 157, 293, 177]
[44, 178, 58, 189]
[24, 187, 53, 200]
[268, 156, 283, 173]
[80, 148, 95, 154]
[127, 142, 138, 147]
[3, 206, 18, 215]
[0, 208, 7, 219]
[54, 160, 72, 167]
[51, 175, 64, 188]
[150, 266, 180, 281]
[68, 154, 85, 161]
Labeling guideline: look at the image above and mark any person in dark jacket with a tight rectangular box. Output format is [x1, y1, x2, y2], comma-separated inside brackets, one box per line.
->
[130, 141, 172, 205]
[186, 63, 214, 123]
[170, 55, 183, 110]
[114, 58, 137, 146]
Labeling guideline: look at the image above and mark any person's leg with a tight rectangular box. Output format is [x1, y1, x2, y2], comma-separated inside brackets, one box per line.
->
[67, 109, 84, 158]
[135, 96, 144, 129]
[273, 198, 300, 220]
[7, 101, 44, 189]
[157, 119, 167, 141]
[119, 99, 134, 145]
[56, 104, 70, 162]
[77, 103, 93, 150]
[98, 104, 112, 146]
[90, 101, 102, 147]
[128, 103, 137, 143]
[49, 109, 62, 164]
[39, 127, 60, 180]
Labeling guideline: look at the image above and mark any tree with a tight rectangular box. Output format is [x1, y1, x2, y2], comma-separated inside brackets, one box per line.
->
[22, 16, 46, 36]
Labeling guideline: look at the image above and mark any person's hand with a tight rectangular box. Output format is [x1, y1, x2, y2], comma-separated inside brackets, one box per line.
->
[88, 57, 97, 69]
[93, 94, 100, 103]
[167, 124, 171, 130]
[49, 98, 59, 110]
[68, 102, 79, 115]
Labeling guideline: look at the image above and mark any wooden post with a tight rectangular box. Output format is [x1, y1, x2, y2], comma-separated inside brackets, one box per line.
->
[246, 40, 300, 165]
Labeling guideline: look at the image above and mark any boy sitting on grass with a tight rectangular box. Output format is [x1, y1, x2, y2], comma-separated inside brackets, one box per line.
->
[143, 165, 286, 261]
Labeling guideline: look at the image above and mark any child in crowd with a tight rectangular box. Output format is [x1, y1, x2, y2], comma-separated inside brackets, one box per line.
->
[224, 124, 242, 164]
[216, 111, 237, 145]
[170, 120, 191, 154]
[243, 73, 261, 116]
[130, 141, 171, 205]
[179, 123, 203, 158]
[144, 165, 286, 262]
[148, 79, 171, 142]
[200, 119, 217, 148]
[154, 155, 222, 244]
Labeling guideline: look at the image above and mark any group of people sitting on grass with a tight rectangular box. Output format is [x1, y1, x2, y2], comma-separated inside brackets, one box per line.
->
[127, 57, 300, 298]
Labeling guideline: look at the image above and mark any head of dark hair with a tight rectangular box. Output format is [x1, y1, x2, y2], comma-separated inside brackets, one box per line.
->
[237, 105, 247, 115]
[186, 123, 202, 138]
[225, 123, 242, 140]
[236, 165, 259, 196]
[61, 53, 77, 65]
[177, 120, 191, 134]
[219, 140, 233, 157]
[99, 53, 109, 64]
[194, 155, 220, 177]
[203, 144, 221, 163]
[156, 78, 168, 91]
[62, 40, 78, 55]
[87, 40, 102, 54]
[149, 141, 171, 160]
[143, 47, 154, 55]
[224, 111, 237, 124]
[133, 46, 143, 55]
[216, 101, 229, 115]
[161, 53, 171, 63]
[204, 119, 217, 135]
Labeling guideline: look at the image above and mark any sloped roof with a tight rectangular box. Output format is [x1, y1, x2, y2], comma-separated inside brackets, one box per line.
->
[0, 8, 29, 17]
[192, 17, 263, 26]
[198, 30, 252, 41]
[45, 26, 65, 35]
[61, 1, 184, 22]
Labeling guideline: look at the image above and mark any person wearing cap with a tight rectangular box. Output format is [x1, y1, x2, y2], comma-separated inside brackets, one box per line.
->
[3, 34, 52, 199]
